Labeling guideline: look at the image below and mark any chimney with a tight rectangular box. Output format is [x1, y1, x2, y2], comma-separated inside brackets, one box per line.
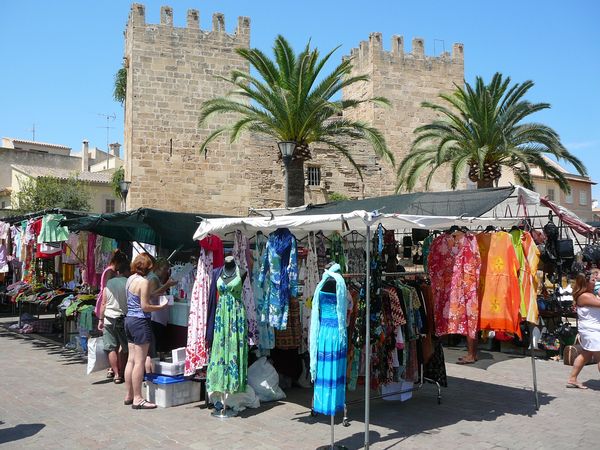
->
[81, 140, 89, 172]
[109, 142, 121, 157]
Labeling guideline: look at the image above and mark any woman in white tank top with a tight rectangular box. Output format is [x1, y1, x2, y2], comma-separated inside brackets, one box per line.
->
[566, 271, 600, 389]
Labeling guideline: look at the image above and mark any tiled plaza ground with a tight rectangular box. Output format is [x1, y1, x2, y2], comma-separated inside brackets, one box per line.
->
[0, 318, 598, 449]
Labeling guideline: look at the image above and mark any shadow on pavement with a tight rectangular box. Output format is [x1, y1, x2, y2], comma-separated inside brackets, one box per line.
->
[291, 375, 554, 449]
[0, 423, 46, 445]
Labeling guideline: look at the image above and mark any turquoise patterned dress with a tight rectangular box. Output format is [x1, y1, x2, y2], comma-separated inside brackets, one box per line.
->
[206, 269, 248, 393]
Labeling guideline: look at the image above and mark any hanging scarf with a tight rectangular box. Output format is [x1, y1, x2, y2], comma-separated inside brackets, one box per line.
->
[309, 263, 347, 381]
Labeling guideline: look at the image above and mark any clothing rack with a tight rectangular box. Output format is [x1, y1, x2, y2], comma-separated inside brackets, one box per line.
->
[340, 363, 442, 427]
[343, 271, 428, 278]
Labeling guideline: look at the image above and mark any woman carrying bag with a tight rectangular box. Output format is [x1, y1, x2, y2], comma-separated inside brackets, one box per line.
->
[566, 271, 600, 389]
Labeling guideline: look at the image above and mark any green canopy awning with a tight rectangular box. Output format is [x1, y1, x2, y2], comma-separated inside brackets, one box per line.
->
[292, 186, 516, 218]
[60, 208, 227, 250]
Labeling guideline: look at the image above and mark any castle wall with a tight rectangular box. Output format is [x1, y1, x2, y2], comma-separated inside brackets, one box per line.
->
[124, 4, 253, 215]
[343, 34, 466, 196]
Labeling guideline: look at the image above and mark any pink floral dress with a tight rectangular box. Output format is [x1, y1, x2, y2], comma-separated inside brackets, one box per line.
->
[184, 246, 213, 375]
[427, 232, 481, 339]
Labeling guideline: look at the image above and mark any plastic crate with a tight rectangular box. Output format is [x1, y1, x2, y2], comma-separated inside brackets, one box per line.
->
[143, 374, 201, 408]
[153, 360, 185, 376]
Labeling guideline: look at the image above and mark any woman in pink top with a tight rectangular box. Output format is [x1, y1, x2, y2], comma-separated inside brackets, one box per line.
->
[95, 249, 129, 378]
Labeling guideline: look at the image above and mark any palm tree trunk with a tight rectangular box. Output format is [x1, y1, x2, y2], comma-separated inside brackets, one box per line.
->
[477, 179, 494, 189]
[286, 158, 305, 207]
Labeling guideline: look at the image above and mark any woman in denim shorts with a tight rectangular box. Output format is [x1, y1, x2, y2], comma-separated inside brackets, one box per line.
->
[123, 253, 169, 409]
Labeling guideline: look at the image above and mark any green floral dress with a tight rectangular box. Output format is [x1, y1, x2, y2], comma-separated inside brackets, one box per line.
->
[206, 268, 248, 393]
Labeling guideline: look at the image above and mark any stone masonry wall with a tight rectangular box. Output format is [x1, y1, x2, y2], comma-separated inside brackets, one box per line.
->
[124, 4, 253, 215]
[342, 33, 466, 197]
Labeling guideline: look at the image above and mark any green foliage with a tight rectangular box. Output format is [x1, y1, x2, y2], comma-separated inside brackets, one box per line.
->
[396, 72, 587, 193]
[198, 35, 395, 180]
[113, 67, 127, 105]
[328, 192, 349, 202]
[13, 176, 91, 213]
[111, 166, 125, 200]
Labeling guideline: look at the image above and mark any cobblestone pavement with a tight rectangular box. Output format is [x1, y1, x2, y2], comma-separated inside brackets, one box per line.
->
[0, 321, 599, 449]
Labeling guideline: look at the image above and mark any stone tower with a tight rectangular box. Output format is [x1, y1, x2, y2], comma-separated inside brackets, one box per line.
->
[342, 33, 465, 195]
[123, 4, 253, 214]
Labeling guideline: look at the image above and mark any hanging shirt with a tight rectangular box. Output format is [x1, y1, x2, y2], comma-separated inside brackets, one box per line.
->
[37, 214, 69, 243]
[200, 235, 224, 269]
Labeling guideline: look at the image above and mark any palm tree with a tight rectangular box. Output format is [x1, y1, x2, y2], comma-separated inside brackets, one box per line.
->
[396, 72, 587, 193]
[199, 35, 394, 207]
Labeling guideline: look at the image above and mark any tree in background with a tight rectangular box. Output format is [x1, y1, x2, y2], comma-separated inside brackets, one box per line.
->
[198, 35, 394, 207]
[13, 176, 91, 213]
[113, 66, 127, 106]
[396, 72, 587, 192]
[111, 167, 125, 200]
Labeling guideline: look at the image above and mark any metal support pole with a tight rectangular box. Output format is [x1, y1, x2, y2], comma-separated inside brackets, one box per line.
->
[530, 324, 540, 410]
[364, 224, 371, 449]
[331, 414, 334, 448]
[283, 156, 291, 208]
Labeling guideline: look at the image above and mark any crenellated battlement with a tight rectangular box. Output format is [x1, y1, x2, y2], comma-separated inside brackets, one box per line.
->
[347, 32, 463, 69]
[127, 3, 250, 43]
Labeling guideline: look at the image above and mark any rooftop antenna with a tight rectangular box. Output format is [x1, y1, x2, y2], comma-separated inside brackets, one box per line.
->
[97, 113, 116, 169]
[27, 123, 36, 141]
[433, 39, 445, 55]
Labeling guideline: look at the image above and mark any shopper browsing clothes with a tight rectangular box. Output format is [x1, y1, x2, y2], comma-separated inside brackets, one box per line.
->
[145, 258, 177, 372]
[566, 271, 600, 389]
[97, 258, 131, 384]
[123, 253, 169, 409]
[95, 249, 130, 379]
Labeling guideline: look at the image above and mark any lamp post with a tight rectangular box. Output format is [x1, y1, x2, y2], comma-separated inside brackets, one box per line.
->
[119, 180, 131, 212]
[277, 141, 296, 208]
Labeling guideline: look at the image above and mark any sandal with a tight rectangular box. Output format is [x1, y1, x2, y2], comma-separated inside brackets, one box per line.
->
[124, 399, 134, 405]
[106, 369, 115, 379]
[132, 400, 157, 410]
[457, 357, 477, 365]
[566, 382, 588, 389]
[114, 377, 125, 384]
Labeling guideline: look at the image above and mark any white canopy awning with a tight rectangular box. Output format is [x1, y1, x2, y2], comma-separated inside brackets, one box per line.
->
[193, 209, 519, 241]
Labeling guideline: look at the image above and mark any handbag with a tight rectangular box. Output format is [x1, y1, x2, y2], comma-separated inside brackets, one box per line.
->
[538, 331, 560, 351]
[557, 239, 574, 259]
[563, 334, 597, 366]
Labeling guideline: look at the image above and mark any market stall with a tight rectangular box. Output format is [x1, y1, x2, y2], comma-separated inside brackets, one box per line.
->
[193, 209, 521, 449]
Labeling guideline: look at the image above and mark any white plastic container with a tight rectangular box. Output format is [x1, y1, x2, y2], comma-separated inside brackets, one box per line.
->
[153, 360, 185, 376]
[143, 374, 201, 408]
[381, 381, 413, 402]
[172, 347, 186, 364]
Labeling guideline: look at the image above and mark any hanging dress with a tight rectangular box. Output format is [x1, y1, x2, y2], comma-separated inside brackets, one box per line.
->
[428, 231, 481, 339]
[310, 263, 347, 415]
[477, 232, 522, 337]
[206, 268, 248, 394]
[184, 236, 222, 375]
[258, 228, 298, 330]
[233, 230, 258, 346]
[521, 231, 541, 324]
[253, 232, 275, 353]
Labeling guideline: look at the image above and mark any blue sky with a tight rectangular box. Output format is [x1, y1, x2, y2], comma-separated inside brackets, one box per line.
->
[1, 1, 599, 196]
